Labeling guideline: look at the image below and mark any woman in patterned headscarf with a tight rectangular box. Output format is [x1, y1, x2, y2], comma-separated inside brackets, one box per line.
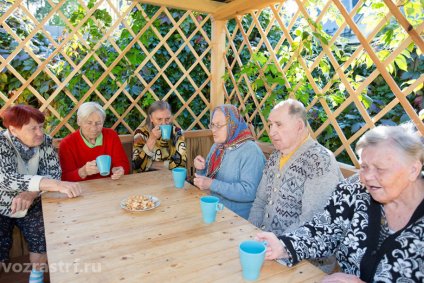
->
[193, 104, 265, 219]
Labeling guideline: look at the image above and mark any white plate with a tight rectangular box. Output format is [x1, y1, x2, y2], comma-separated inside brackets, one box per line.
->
[120, 195, 160, 212]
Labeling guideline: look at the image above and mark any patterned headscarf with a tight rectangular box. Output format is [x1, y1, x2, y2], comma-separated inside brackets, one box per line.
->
[206, 105, 254, 178]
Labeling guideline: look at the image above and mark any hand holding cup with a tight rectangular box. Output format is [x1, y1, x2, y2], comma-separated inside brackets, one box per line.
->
[255, 232, 287, 260]
[84, 160, 99, 176]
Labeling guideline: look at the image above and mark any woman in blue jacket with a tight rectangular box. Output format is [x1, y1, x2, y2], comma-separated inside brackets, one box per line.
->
[193, 104, 265, 219]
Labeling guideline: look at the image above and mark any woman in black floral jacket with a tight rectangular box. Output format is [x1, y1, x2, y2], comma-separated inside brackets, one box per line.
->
[256, 124, 423, 282]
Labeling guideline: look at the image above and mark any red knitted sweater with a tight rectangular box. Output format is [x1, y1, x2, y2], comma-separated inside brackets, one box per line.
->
[59, 128, 130, 181]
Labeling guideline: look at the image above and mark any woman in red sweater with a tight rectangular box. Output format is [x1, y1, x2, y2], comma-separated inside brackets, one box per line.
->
[59, 102, 130, 181]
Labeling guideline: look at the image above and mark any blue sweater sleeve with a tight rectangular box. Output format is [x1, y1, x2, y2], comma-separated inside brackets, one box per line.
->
[209, 141, 265, 202]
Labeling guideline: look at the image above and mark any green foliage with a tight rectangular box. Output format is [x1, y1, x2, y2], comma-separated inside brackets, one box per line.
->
[1, 0, 423, 164]
[224, 0, 423, 165]
[1, 1, 211, 136]
[29, 0, 78, 26]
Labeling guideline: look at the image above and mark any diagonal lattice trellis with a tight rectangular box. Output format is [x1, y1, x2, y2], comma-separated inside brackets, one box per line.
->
[0, 0, 213, 137]
[223, 0, 424, 166]
[0, 0, 423, 167]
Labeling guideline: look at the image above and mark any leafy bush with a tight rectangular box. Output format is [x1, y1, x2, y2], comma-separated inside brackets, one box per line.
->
[0, 0, 211, 137]
[223, 0, 423, 164]
[1, 0, 422, 165]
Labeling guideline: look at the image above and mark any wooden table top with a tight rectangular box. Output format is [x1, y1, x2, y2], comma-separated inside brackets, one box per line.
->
[42, 170, 325, 283]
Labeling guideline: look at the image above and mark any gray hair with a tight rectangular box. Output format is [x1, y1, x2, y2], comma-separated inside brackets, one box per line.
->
[145, 101, 172, 130]
[273, 98, 307, 126]
[77, 102, 106, 123]
[356, 124, 424, 164]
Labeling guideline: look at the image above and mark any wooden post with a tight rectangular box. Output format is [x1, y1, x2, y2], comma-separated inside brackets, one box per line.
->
[210, 18, 226, 111]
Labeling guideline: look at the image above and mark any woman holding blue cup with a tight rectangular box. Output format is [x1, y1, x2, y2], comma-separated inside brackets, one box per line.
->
[133, 101, 187, 172]
[193, 105, 266, 219]
[59, 102, 130, 181]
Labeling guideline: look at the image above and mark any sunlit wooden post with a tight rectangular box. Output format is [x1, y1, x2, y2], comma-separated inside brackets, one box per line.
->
[210, 18, 226, 111]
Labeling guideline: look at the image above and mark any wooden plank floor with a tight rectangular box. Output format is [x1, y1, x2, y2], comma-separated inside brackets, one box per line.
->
[0, 256, 50, 283]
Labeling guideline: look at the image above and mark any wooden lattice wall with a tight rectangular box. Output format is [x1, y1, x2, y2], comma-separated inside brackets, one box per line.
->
[222, 0, 424, 166]
[0, 0, 213, 137]
[1, 0, 423, 166]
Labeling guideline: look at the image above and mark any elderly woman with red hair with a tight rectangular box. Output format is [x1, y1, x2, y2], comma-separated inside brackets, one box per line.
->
[0, 105, 81, 283]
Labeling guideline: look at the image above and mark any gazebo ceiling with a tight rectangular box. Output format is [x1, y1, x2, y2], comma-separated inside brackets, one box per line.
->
[139, 0, 280, 20]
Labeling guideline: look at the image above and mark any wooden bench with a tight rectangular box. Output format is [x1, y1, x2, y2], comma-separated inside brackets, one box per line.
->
[116, 134, 134, 174]
[9, 227, 29, 259]
[256, 140, 358, 178]
[183, 129, 214, 181]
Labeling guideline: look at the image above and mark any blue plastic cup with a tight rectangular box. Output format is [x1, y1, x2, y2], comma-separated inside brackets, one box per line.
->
[159, 124, 172, 140]
[172, 168, 187, 188]
[239, 240, 267, 281]
[200, 196, 224, 224]
[96, 155, 111, 176]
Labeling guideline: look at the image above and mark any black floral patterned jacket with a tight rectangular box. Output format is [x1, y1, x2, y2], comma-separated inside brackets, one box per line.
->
[279, 175, 424, 282]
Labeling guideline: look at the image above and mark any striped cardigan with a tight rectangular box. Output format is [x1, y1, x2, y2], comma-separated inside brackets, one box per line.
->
[0, 131, 61, 216]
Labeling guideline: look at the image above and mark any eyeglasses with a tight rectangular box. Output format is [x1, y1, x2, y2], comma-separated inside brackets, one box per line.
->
[208, 123, 227, 130]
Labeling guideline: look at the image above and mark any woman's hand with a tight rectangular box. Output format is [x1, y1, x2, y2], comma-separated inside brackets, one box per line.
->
[40, 178, 82, 198]
[134, 133, 143, 144]
[111, 166, 124, 180]
[321, 273, 365, 283]
[146, 126, 162, 151]
[150, 126, 162, 140]
[83, 160, 99, 176]
[193, 173, 213, 190]
[57, 181, 82, 198]
[194, 155, 206, 170]
[11, 191, 39, 214]
[255, 232, 287, 260]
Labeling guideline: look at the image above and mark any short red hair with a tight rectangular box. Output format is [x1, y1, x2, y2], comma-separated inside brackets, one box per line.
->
[1, 104, 45, 129]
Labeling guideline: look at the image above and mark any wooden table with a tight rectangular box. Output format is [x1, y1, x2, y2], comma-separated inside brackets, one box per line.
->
[42, 170, 325, 282]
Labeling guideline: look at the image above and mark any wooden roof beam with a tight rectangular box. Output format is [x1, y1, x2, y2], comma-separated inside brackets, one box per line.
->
[138, 0, 225, 14]
[213, 0, 281, 20]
